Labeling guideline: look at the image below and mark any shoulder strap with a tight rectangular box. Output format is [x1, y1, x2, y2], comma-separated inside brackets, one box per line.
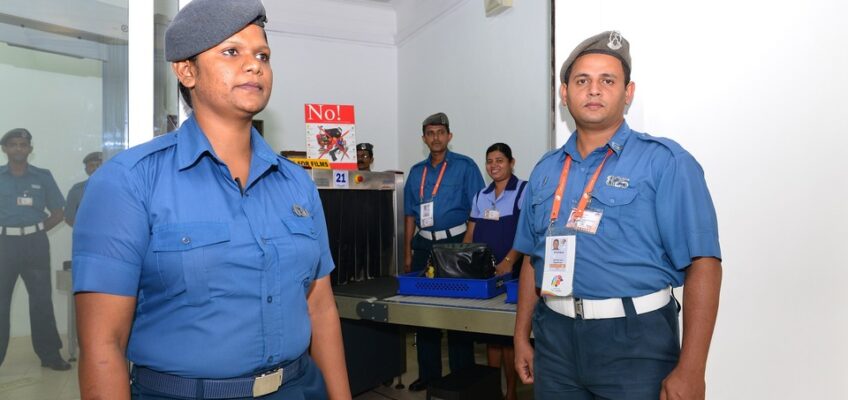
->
[513, 180, 528, 214]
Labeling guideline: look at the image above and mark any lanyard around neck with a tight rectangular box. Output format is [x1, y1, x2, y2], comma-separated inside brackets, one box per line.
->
[420, 160, 448, 201]
[549, 148, 614, 223]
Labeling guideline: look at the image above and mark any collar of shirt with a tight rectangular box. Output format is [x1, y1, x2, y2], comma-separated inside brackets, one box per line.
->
[175, 115, 286, 186]
[482, 174, 518, 195]
[424, 150, 455, 170]
[562, 121, 632, 162]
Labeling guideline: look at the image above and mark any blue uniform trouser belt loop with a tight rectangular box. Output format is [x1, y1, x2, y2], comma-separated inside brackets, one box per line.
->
[0, 222, 44, 236]
[418, 223, 466, 241]
[132, 353, 307, 399]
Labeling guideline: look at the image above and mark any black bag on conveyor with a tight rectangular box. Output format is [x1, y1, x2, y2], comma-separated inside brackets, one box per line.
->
[427, 243, 496, 279]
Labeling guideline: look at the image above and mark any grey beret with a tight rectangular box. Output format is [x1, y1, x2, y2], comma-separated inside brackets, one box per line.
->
[560, 31, 631, 84]
[165, 0, 267, 62]
[1, 128, 32, 146]
[422, 112, 450, 133]
[83, 151, 103, 164]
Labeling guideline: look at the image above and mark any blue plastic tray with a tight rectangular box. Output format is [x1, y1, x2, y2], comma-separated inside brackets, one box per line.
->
[397, 272, 507, 299]
[505, 279, 519, 304]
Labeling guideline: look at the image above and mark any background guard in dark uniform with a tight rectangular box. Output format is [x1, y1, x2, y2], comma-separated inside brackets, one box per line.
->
[0, 128, 70, 371]
[64, 151, 102, 227]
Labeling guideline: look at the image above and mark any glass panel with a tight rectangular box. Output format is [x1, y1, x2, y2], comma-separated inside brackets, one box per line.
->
[0, 0, 179, 397]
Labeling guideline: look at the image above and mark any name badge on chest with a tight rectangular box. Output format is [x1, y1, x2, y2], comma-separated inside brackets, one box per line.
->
[540, 234, 576, 297]
[17, 196, 33, 207]
[565, 207, 603, 235]
[483, 208, 500, 221]
[420, 201, 434, 228]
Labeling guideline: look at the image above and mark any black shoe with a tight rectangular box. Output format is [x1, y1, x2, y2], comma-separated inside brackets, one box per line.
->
[41, 357, 71, 371]
[408, 379, 428, 392]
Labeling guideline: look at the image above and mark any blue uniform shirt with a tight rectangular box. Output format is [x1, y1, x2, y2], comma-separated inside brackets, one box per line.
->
[469, 175, 527, 262]
[0, 164, 65, 226]
[514, 121, 721, 299]
[72, 115, 335, 378]
[404, 151, 484, 231]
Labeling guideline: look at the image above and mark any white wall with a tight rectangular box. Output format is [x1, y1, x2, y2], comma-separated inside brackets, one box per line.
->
[257, 32, 398, 171]
[397, 0, 550, 179]
[0, 43, 103, 337]
[555, 1, 848, 398]
[259, 0, 399, 172]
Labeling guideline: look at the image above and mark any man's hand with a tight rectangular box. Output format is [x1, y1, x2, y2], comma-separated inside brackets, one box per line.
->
[514, 337, 534, 384]
[660, 366, 705, 400]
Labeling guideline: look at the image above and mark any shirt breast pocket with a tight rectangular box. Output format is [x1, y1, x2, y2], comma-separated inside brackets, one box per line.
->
[530, 186, 556, 235]
[590, 186, 639, 239]
[150, 222, 230, 306]
[269, 216, 320, 290]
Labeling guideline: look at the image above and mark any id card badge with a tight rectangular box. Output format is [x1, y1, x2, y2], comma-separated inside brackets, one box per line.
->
[540, 229, 576, 297]
[17, 196, 33, 207]
[483, 208, 500, 221]
[420, 201, 434, 228]
[565, 206, 604, 235]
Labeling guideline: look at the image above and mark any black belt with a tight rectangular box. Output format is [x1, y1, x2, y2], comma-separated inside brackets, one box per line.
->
[132, 353, 307, 399]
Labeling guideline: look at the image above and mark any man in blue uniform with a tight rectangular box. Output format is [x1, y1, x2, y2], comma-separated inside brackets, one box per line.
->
[513, 31, 722, 400]
[0, 128, 70, 371]
[403, 112, 485, 391]
[64, 151, 102, 227]
[356, 143, 373, 171]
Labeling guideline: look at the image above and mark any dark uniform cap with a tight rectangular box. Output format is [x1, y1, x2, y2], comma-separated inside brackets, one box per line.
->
[165, 0, 267, 62]
[422, 112, 450, 133]
[1, 128, 32, 146]
[83, 151, 103, 164]
[560, 31, 631, 84]
[356, 143, 373, 152]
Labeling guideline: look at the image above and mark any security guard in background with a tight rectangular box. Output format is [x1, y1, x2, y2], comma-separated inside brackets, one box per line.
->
[356, 143, 373, 171]
[0, 128, 70, 371]
[64, 151, 102, 227]
[403, 112, 485, 391]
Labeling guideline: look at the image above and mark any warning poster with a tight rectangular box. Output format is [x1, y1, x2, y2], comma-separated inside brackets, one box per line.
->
[304, 104, 357, 170]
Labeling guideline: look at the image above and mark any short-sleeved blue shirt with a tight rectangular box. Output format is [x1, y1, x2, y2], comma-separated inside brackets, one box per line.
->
[513, 121, 721, 299]
[469, 175, 527, 262]
[72, 115, 335, 378]
[0, 164, 65, 226]
[404, 151, 484, 231]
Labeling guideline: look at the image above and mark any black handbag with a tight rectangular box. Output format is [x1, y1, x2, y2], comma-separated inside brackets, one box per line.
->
[426, 243, 496, 279]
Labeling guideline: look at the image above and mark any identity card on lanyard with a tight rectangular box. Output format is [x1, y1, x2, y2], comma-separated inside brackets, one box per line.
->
[419, 161, 447, 228]
[541, 149, 613, 297]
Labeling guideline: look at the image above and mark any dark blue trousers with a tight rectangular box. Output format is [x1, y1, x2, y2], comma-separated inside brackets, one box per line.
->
[130, 355, 327, 400]
[410, 233, 476, 382]
[0, 232, 63, 366]
[532, 297, 680, 400]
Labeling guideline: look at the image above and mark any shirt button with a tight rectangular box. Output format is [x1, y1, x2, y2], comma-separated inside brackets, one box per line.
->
[181, 236, 191, 244]
[267, 296, 272, 303]
[267, 356, 273, 363]
[609, 198, 616, 204]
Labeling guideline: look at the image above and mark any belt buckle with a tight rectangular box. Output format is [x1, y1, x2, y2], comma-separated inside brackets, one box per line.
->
[252, 368, 283, 397]
[574, 298, 584, 319]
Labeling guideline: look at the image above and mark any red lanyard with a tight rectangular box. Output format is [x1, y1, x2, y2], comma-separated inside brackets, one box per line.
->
[420, 160, 448, 201]
[549, 148, 614, 223]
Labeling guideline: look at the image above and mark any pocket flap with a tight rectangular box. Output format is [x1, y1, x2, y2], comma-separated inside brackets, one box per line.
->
[282, 216, 318, 238]
[591, 186, 638, 207]
[151, 222, 230, 252]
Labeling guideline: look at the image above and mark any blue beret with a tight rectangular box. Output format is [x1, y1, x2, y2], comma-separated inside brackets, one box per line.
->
[165, 0, 267, 62]
[560, 31, 631, 84]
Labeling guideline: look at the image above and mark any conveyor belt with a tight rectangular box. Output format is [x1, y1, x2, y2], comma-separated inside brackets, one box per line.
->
[334, 278, 517, 336]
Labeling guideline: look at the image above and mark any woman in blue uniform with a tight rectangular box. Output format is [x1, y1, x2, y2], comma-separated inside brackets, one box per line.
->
[72, 1, 350, 399]
[463, 143, 526, 400]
